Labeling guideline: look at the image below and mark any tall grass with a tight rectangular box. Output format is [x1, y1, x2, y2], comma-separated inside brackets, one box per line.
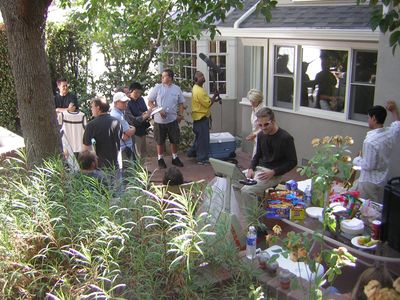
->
[0, 153, 264, 299]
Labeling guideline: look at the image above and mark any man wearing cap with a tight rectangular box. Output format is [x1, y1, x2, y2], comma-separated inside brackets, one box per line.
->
[110, 92, 136, 168]
[125, 81, 152, 160]
[83, 97, 122, 169]
[148, 69, 185, 169]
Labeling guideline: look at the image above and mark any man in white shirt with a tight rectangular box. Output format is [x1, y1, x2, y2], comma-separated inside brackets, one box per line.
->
[148, 69, 185, 169]
[353, 100, 400, 202]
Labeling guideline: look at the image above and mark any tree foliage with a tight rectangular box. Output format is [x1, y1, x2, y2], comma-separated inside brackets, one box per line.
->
[0, 29, 18, 132]
[358, 0, 400, 53]
[59, 0, 277, 93]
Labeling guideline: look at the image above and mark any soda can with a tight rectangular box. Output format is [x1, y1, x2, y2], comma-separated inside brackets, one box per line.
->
[371, 220, 381, 240]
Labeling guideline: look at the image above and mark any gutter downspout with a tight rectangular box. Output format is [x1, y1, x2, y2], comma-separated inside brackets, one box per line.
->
[233, 1, 260, 29]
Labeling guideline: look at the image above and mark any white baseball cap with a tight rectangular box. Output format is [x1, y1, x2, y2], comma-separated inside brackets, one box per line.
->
[113, 92, 130, 103]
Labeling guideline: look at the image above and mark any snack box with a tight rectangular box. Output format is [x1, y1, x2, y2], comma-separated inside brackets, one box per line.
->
[265, 200, 291, 219]
[290, 205, 306, 220]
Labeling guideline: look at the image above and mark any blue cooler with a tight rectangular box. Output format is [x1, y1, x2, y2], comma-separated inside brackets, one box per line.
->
[209, 132, 236, 159]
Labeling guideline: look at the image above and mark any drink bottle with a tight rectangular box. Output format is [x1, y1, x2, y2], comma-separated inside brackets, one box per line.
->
[246, 226, 257, 260]
[304, 185, 312, 207]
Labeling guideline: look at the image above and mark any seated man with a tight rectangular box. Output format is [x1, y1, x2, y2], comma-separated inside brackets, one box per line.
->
[353, 100, 400, 202]
[77, 150, 106, 183]
[241, 107, 297, 213]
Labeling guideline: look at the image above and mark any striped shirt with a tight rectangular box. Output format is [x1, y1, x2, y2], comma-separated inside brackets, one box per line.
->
[353, 121, 400, 186]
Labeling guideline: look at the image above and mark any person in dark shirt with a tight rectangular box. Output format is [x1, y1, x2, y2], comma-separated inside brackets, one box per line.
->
[82, 97, 122, 169]
[124, 81, 152, 160]
[54, 78, 79, 113]
[241, 107, 297, 212]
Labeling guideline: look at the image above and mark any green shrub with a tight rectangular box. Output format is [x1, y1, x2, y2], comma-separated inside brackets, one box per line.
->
[0, 29, 18, 133]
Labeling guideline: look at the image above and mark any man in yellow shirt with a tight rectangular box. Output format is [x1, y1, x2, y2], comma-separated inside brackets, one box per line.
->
[187, 71, 219, 164]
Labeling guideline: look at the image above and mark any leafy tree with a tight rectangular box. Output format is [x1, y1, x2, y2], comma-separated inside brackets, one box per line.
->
[63, 0, 278, 93]
[358, 0, 400, 53]
[0, 0, 277, 166]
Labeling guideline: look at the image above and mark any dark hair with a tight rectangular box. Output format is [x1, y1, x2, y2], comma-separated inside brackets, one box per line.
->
[78, 150, 98, 170]
[162, 167, 184, 186]
[91, 97, 110, 113]
[368, 105, 387, 124]
[193, 71, 203, 83]
[256, 107, 275, 121]
[129, 81, 143, 92]
[56, 78, 68, 85]
[162, 68, 174, 79]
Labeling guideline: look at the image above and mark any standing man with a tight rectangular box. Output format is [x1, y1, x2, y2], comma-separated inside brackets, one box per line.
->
[187, 71, 218, 165]
[110, 92, 136, 169]
[148, 69, 185, 169]
[241, 107, 297, 213]
[353, 100, 400, 202]
[125, 81, 152, 161]
[83, 97, 122, 170]
[54, 78, 79, 113]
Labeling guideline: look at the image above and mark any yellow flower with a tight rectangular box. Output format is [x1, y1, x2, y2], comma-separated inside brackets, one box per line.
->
[332, 135, 343, 146]
[322, 136, 332, 144]
[344, 136, 354, 145]
[342, 155, 352, 162]
[311, 138, 320, 147]
[331, 166, 339, 174]
[272, 225, 282, 235]
[364, 280, 381, 299]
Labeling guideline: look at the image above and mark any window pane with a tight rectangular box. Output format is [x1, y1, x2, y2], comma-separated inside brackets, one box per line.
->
[273, 46, 294, 108]
[273, 76, 294, 107]
[220, 41, 227, 53]
[209, 41, 217, 53]
[301, 47, 348, 112]
[349, 50, 377, 121]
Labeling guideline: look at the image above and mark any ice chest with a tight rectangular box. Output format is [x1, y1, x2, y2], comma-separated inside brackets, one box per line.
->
[209, 132, 236, 159]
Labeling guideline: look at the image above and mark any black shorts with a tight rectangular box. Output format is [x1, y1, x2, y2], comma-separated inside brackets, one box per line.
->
[153, 120, 180, 145]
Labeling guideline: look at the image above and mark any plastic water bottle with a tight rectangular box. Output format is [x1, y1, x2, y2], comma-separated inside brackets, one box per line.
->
[304, 185, 312, 207]
[246, 226, 257, 260]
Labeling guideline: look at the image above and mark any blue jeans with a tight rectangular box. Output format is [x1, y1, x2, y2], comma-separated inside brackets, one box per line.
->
[187, 117, 210, 162]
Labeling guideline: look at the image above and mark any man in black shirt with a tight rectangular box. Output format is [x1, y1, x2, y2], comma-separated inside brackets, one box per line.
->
[82, 97, 122, 169]
[241, 107, 297, 212]
[54, 79, 79, 113]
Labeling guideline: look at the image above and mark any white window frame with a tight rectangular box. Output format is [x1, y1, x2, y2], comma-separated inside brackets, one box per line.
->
[268, 39, 378, 124]
[166, 40, 197, 92]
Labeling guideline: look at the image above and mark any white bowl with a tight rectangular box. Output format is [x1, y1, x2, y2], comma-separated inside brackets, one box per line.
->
[340, 218, 364, 235]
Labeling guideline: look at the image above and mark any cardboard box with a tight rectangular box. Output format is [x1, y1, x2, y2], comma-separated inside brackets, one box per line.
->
[290, 207, 305, 220]
[265, 200, 291, 219]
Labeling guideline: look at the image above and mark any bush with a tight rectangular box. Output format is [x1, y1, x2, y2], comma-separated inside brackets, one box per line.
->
[0, 29, 18, 133]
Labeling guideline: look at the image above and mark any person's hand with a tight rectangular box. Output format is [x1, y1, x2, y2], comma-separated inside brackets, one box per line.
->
[256, 168, 275, 181]
[386, 100, 397, 112]
[160, 110, 167, 119]
[246, 168, 254, 179]
[142, 110, 150, 120]
[246, 133, 256, 141]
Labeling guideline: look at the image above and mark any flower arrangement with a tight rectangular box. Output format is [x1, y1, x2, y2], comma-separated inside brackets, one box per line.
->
[266, 224, 357, 300]
[298, 135, 354, 207]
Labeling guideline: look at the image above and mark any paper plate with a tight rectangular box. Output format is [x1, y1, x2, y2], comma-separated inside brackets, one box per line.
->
[351, 236, 378, 250]
[306, 207, 324, 219]
[150, 107, 163, 116]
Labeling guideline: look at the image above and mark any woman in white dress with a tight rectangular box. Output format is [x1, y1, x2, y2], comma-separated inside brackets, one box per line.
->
[245, 89, 265, 156]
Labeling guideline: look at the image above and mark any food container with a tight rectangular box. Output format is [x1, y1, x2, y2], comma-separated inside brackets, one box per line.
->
[340, 218, 364, 236]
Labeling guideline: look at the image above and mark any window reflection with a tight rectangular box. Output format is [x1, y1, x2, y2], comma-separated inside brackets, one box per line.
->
[273, 46, 294, 108]
[301, 48, 348, 112]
